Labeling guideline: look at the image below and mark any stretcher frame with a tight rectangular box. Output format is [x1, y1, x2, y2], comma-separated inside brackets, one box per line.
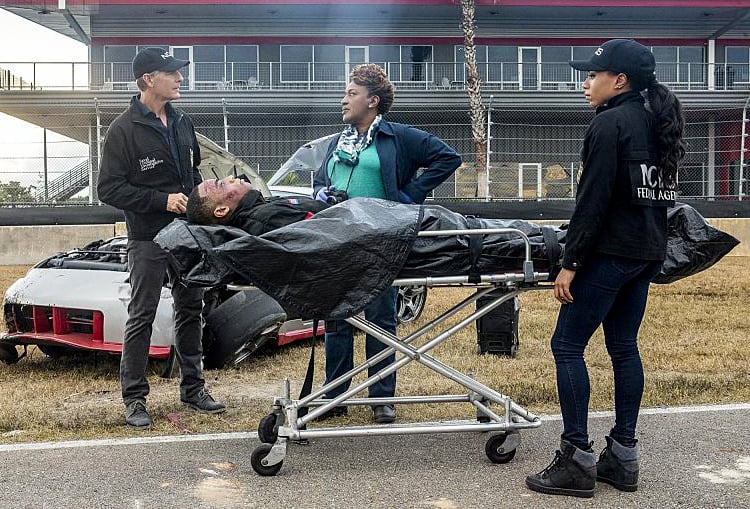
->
[250, 227, 551, 476]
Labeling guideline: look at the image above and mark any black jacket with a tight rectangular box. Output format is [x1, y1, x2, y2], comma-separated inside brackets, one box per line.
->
[97, 96, 202, 241]
[228, 189, 329, 235]
[563, 92, 675, 270]
[313, 119, 461, 204]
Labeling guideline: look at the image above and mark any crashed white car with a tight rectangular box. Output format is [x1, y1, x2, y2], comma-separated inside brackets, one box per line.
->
[0, 134, 424, 371]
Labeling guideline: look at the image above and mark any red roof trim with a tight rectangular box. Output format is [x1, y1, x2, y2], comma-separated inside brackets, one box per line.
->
[721, 39, 750, 45]
[12, 1, 750, 7]
[474, 1, 750, 6]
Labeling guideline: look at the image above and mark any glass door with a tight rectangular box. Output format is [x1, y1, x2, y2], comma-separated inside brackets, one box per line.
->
[518, 47, 540, 91]
[345, 46, 369, 77]
[170, 46, 194, 90]
[518, 163, 543, 199]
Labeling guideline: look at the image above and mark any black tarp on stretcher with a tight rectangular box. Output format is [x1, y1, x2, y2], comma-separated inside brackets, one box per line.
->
[155, 198, 739, 320]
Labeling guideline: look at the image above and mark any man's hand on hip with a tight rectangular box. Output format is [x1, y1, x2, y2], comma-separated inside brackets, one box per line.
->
[167, 193, 188, 213]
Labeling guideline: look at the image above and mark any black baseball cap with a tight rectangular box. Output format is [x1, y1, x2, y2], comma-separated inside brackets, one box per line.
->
[132, 47, 189, 79]
[570, 39, 655, 82]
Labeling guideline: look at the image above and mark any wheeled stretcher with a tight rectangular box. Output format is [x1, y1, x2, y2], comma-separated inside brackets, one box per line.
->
[153, 198, 737, 476]
[249, 226, 550, 476]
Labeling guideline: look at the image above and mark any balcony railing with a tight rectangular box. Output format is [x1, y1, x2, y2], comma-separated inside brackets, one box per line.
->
[0, 61, 749, 92]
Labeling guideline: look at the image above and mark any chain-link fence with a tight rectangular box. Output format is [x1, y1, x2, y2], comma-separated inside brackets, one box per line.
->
[0, 97, 747, 205]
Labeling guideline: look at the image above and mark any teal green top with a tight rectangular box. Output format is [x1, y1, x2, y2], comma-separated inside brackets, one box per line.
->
[325, 143, 386, 199]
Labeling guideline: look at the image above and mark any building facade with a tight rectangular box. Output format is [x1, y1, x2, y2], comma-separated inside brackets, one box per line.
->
[0, 0, 749, 202]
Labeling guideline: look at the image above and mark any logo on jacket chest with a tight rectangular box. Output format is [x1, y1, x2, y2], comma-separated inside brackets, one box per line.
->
[139, 156, 164, 172]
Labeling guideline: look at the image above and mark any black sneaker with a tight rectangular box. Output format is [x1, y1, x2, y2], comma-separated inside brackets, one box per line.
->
[181, 388, 226, 414]
[597, 436, 639, 492]
[125, 400, 152, 429]
[372, 405, 395, 424]
[525, 440, 596, 498]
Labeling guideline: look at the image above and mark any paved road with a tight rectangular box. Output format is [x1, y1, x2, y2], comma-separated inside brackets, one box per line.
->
[1, 404, 748, 508]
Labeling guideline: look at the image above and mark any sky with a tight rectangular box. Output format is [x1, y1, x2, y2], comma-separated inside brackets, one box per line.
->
[0, 8, 88, 191]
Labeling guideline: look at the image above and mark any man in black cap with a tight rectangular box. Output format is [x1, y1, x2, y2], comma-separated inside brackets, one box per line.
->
[98, 47, 225, 429]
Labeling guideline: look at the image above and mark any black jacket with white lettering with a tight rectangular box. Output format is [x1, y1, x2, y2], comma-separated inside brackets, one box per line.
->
[97, 96, 202, 241]
[228, 189, 329, 235]
[562, 91, 673, 270]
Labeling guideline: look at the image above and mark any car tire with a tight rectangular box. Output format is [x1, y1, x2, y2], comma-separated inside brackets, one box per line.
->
[396, 285, 428, 324]
[202, 289, 287, 369]
[152, 346, 179, 379]
[0, 342, 19, 364]
[37, 344, 72, 358]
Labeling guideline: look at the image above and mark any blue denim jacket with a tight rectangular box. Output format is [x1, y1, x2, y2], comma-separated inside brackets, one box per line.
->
[313, 119, 461, 204]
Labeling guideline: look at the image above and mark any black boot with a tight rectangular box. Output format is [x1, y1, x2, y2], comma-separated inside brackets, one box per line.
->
[525, 440, 596, 498]
[597, 435, 639, 492]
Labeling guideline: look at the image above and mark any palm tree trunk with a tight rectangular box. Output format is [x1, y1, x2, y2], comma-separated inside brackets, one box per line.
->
[461, 0, 488, 198]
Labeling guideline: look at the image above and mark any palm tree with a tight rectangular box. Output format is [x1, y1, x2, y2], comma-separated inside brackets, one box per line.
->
[461, 0, 487, 198]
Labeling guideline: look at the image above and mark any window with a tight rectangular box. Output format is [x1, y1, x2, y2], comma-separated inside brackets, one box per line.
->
[226, 45, 259, 82]
[407, 45, 432, 81]
[726, 47, 750, 83]
[653, 47, 678, 83]
[193, 45, 224, 83]
[388, 45, 433, 82]
[314, 45, 345, 82]
[571, 46, 597, 82]
[194, 45, 224, 61]
[454, 45, 487, 82]
[679, 47, 704, 84]
[103, 46, 137, 83]
[280, 45, 312, 82]
[104, 45, 137, 64]
[653, 46, 705, 86]
[541, 47, 572, 85]
[487, 46, 516, 83]
[370, 45, 400, 66]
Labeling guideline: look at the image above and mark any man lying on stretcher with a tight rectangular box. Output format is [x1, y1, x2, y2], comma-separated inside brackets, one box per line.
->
[159, 194, 738, 325]
[186, 175, 328, 234]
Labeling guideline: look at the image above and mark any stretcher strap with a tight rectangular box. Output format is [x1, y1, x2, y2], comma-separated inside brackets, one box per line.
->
[296, 318, 319, 419]
[466, 216, 483, 284]
[542, 226, 561, 277]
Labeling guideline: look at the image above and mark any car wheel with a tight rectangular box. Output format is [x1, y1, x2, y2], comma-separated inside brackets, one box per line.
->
[0, 342, 19, 364]
[202, 289, 287, 369]
[396, 285, 427, 324]
[37, 344, 72, 358]
[151, 346, 178, 379]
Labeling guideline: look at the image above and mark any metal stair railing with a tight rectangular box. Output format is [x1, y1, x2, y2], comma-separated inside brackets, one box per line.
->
[34, 160, 90, 202]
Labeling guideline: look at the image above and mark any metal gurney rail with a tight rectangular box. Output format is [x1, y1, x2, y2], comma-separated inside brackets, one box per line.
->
[250, 227, 553, 476]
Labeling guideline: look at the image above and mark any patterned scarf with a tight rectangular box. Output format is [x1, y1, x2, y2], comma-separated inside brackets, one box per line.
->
[333, 114, 382, 166]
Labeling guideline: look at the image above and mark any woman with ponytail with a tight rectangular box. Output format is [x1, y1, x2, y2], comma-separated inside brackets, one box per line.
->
[526, 40, 685, 499]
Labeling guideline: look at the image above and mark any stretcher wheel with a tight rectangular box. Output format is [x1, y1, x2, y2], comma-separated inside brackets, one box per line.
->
[251, 443, 283, 476]
[485, 434, 517, 464]
[258, 413, 278, 444]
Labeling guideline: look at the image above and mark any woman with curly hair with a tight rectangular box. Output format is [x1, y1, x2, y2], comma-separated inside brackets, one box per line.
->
[313, 63, 461, 424]
[525, 39, 686, 498]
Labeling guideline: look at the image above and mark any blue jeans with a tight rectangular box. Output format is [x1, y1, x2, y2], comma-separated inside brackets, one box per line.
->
[551, 254, 662, 450]
[324, 287, 398, 400]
